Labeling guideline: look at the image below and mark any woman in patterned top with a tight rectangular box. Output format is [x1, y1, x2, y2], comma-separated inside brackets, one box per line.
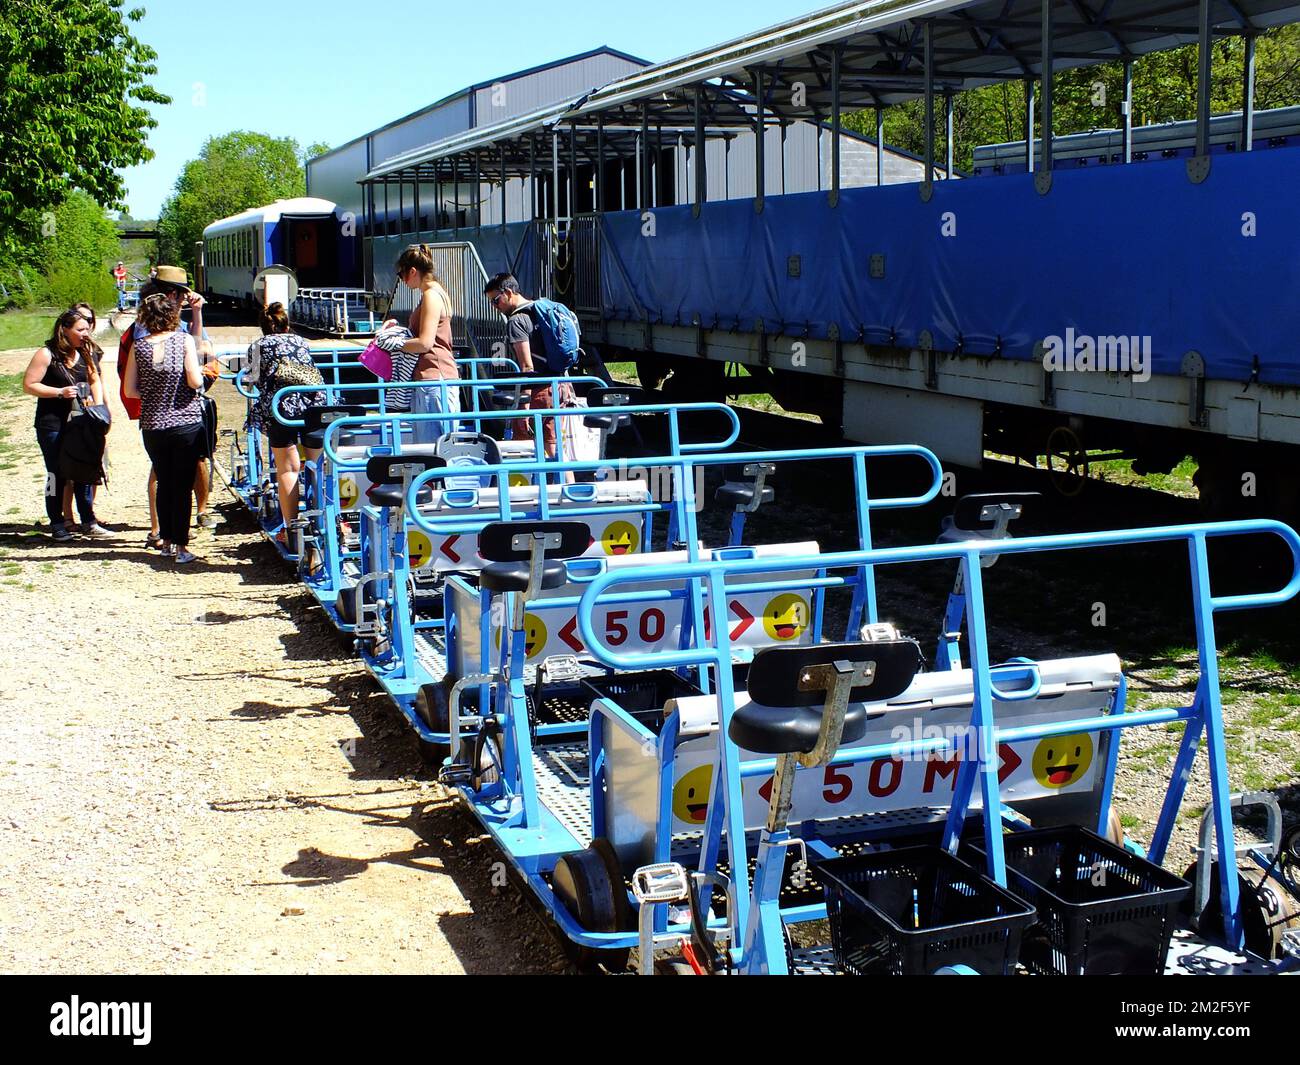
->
[244, 302, 326, 540]
[122, 287, 206, 564]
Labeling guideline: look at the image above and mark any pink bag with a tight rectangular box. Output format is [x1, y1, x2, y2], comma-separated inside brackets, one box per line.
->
[359, 341, 393, 381]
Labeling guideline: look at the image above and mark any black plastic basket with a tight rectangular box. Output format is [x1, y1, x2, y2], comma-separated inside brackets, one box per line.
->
[968, 825, 1190, 975]
[815, 845, 1036, 975]
[582, 670, 702, 733]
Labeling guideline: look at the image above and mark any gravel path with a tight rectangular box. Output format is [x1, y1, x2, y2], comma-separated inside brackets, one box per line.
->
[0, 342, 564, 974]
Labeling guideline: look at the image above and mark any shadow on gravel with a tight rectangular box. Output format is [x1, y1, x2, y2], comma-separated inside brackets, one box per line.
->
[209, 785, 568, 972]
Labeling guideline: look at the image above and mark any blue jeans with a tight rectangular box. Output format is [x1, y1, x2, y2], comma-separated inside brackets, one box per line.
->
[36, 424, 95, 528]
[410, 378, 461, 444]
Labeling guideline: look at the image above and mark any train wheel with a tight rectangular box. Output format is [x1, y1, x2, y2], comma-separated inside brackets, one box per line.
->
[550, 838, 631, 973]
[1182, 860, 1299, 958]
[635, 357, 668, 392]
[1045, 425, 1089, 497]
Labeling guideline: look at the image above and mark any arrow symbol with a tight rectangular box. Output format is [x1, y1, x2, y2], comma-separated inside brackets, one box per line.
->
[439, 535, 461, 563]
[559, 616, 584, 653]
[729, 600, 754, 640]
[997, 742, 1022, 784]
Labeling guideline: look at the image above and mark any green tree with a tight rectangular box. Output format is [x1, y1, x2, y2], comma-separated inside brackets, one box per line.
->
[0, 0, 170, 248]
[43, 190, 123, 307]
[157, 131, 311, 270]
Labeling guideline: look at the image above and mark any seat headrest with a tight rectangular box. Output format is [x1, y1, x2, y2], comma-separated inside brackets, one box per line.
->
[478, 520, 591, 562]
[303, 405, 368, 434]
[364, 453, 446, 486]
[746, 640, 923, 708]
[951, 492, 1039, 532]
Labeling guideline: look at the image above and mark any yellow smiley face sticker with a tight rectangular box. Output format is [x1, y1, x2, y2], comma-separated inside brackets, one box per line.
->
[1031, 733, 1094, 790]
[508, 472, 530, 488]
[522, 612, 548, 659]
[338, 475, 359, 510]
[762, 593, 808, 642]
[600, 520, 639, 557]
[672, 764, 713, 825]
[408, 530, 432, 569]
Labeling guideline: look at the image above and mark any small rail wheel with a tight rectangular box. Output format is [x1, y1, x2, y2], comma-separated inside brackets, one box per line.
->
[550, 838, 631, 973]
[334, 582, 358, 626]
[413, 679, 452, 768]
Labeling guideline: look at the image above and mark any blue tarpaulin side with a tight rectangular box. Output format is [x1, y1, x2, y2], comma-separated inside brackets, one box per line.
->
[600, 147, 1300, 386]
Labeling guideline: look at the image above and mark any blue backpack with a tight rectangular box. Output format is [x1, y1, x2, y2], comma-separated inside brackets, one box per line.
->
[528, 298, 581, 372]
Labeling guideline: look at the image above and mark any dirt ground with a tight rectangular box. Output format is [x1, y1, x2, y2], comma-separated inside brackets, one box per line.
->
[0, 329, 566, 975]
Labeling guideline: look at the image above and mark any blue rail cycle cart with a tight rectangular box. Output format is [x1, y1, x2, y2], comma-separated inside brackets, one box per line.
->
[572, 518, 1300, 974]
[382, 441, 946, 966]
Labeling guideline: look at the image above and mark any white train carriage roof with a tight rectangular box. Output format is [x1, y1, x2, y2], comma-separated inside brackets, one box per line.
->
[202, 198, 339, 239]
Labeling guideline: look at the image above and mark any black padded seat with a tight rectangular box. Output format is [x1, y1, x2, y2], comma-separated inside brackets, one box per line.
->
[729, 700, 869, 755]
[583, 412, 631, 431]
[479, 559, 569, 593]
[729, 640, 922, 756]
[715, 482, 775, 508]
[488, 389, 521, 410]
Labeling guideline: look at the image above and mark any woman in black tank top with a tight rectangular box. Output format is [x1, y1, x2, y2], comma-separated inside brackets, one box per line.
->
[22, 308, 108, 541]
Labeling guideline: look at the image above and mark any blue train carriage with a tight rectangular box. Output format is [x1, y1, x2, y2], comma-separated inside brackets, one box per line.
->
[573, 515, 1300, 975]
[199, 197, 362, 325]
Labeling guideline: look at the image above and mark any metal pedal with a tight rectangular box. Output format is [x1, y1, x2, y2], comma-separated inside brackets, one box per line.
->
[860, 621, 902, 642]
[1284, 929, 1300, 960]
[632, 862, 691, 906]
[540, 654, 583, 685]
[438, 763, 473, 786]
[633, 862, 693, 975]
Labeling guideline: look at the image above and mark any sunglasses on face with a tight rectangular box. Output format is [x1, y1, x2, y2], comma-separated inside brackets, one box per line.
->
[488, 292, 504, 306]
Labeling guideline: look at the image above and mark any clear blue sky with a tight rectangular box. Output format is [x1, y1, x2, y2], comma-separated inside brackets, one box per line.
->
[122, 0, 813, 218]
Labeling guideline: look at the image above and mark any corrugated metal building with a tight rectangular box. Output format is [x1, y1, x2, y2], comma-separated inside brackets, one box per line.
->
[306, 47, 651, 235]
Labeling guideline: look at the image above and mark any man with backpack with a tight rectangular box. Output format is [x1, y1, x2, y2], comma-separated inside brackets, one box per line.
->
[483, 272, 581, 460]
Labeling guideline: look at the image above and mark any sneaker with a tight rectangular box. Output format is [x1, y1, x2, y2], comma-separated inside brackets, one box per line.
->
[159, 542, 176, 557]
[51, 525, 74, 543]
[174, 549, 198, 565]
[196, 512, 216, 530]
[82, 523, 113, 539]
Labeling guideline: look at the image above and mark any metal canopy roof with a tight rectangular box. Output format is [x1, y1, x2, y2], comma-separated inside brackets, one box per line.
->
[365, 0, 1300, 183]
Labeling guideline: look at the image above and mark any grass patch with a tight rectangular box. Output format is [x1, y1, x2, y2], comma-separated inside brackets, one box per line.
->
[1120, 813, 1142, 829]
[0, 310, 60, 352]
[0, 563, 19, 576]
[1247, 702, 1293, 728]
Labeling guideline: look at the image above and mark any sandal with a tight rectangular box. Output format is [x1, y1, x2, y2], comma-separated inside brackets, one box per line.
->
[144, 532, 163, 549]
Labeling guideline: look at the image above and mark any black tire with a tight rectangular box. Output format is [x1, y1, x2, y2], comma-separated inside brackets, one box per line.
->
[550, 838, 631, 972]
[413, 679, 452, 768]
[334, 582, 357, 626]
